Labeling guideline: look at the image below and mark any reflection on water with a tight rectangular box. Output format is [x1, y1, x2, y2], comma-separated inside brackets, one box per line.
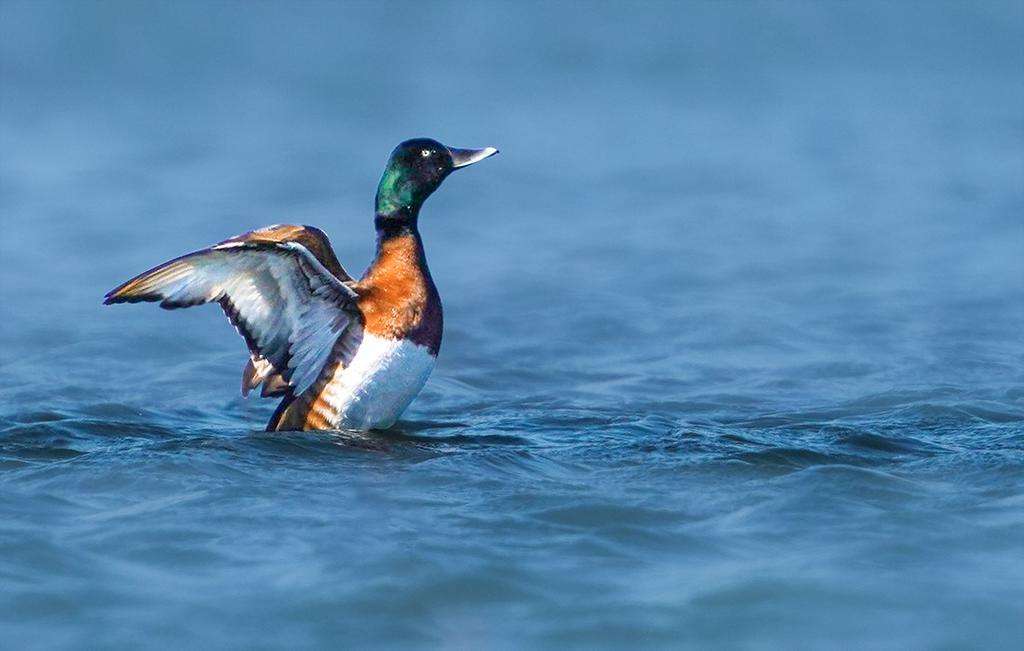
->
[2, 1, 1023, 648]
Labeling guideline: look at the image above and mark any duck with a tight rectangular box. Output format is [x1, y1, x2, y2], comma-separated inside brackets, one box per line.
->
[104, 138, 498, 431]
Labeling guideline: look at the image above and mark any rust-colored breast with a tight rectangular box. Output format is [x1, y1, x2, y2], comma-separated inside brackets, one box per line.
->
[355, 234, 440, 348]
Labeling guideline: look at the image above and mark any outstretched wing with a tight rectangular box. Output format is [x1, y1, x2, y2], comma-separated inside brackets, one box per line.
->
[104, 237, 360, 396]
[219, 224, 355, 283]
[216, 224, 356, 396]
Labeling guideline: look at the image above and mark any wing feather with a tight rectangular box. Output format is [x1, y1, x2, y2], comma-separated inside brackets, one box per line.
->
[105, 240, 358, 396]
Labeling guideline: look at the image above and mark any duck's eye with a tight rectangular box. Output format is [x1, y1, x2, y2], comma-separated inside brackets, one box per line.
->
[420, 149, 431, 158]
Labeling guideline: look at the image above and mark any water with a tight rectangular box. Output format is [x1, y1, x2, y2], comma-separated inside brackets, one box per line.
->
[2, 1, 1023, 647]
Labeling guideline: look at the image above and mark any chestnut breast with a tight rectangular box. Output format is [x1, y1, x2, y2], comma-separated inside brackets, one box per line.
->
[355, 234, 442, 355]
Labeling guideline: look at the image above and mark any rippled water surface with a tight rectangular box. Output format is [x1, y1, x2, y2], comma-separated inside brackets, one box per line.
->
[2, 2, 1023, 648]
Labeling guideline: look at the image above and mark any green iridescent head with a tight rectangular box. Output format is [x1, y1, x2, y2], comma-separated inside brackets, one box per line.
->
[375, 138, 498, 220]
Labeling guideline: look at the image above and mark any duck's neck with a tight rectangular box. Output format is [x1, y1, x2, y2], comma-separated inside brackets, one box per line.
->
[369, 207, 430, 282]
[371, 171, 430, 273]
[374, 206, 419, 244]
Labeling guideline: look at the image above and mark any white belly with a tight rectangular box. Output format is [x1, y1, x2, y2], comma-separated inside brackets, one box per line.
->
[316, 333, 435, 430]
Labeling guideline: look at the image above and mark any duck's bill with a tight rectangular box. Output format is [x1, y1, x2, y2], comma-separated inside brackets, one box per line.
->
[448, 146, 499, 168]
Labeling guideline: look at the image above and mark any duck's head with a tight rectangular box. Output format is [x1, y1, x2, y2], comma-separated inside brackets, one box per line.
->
[375, 138, 498, 226]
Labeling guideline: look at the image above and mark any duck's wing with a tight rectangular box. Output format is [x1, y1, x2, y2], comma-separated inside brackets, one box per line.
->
[217, 224, 357, 397]
[104, 232, 360, 397]
[219, 224, 355, 282]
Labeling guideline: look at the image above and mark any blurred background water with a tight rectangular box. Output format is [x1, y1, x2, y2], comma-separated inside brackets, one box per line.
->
[2, 1, 1023, 648]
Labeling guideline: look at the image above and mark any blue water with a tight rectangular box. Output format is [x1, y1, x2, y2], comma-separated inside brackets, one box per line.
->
[2, 1, 1023, 648]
